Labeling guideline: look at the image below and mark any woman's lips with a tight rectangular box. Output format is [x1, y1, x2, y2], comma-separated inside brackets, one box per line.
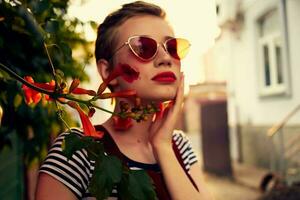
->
[151, 72, 177, 83]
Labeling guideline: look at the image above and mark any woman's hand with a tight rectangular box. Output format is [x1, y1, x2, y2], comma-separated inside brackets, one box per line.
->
[149, 72, 184, 149]
[148, 73, 212, 200]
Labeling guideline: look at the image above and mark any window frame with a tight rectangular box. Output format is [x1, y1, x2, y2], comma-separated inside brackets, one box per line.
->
[255, 0, 291, 97]
[258, 31, 285, 95]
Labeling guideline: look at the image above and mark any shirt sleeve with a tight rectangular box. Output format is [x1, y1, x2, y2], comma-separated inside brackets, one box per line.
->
[172, 130, 198, 171]
[39, 128, 93, 199]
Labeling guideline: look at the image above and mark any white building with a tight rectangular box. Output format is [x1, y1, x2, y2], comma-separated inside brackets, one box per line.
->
[207, 0, 300, 179]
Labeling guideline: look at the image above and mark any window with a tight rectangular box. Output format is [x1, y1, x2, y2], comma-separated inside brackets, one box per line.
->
[258, 9, 286, 96]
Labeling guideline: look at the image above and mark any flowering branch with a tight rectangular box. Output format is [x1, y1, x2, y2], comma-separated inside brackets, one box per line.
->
[0, 47, 168, 200]
[0, 41, 164, 200]
[0, 61, 161, 134]
[0, 2, 161, 199]
[0, 62, 54, 95]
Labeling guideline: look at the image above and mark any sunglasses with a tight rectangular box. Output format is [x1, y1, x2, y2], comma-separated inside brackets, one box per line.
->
[111, 36, 191, 61]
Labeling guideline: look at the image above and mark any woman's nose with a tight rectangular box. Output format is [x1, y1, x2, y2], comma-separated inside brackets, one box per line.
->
[154, 45, 172, 67]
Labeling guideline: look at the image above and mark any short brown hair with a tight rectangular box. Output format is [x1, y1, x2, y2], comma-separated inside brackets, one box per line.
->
[95, 1, 166, 64]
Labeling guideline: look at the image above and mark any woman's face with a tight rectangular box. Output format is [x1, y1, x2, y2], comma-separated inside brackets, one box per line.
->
[112, 15, 181, 102]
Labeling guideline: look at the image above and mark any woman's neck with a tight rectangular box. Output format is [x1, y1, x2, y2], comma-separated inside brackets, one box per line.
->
[102, 98, 160, 145]
[103, 114, 154, 145]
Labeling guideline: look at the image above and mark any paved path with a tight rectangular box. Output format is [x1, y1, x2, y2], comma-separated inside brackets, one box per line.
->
[187, 132, 265, 200]
[204, 173, 262, 200]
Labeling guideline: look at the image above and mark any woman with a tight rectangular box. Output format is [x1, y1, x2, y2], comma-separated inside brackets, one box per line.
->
[36, 1, 212, 199]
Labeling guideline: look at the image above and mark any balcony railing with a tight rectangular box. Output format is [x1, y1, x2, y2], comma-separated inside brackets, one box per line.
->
[267, 104, 300, 185]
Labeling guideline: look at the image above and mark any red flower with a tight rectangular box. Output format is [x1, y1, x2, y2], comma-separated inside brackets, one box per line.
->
[112, 115, 133, 131]
[67, 101, 104, 139]
[22, 76, 54, 105]
[106, 63, 139, 84]
[97, 64, 139, 95]
[44, 80, 56, 101]
[72, 88, 96, 96]
[98, 89, 137, 99]
[153, 101, 174, 121]
[34, 82, 55, 91]
[119, 64, 140, 83]
[97, 82, 107, 95]
[68, 78, 97, 96]
[21, 76, 98, 105]
[69, 78, 80, 93]
[88, 108, 96, 118]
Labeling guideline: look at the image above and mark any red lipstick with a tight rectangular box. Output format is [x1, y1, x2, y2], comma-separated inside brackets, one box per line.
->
[151, 71, 177, 83]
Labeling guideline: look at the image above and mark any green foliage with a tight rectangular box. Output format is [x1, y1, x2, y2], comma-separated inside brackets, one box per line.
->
[0, 0, 93, 164]
[62, 133, 94, 159]
[0, 1, 158, 198]
[127, 170, 157, 200]
[89, 155, 123, 200]
[63, 133, 157, 200]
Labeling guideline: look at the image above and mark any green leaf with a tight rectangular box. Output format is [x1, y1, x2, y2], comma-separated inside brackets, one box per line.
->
[118, 170, 130, 200]
[62, 133, 93, 159]
[13, 94, 22, 108]
[127, 170, 157, 200]
[0, 37, 3, 48]
[31, 0, 51, 15]
[16, 5, 45, 44]
[60, 42, 72, 63]
[89, 155, 123, 200]
[0, 0, 91, 169]
[54, 68, 65, 84]
[85, 140, 104, 160]
[89, 20, 98, 30]
[45, 19, 60, 33]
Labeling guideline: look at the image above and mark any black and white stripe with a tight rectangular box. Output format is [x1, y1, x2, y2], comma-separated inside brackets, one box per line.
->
[172, 130, 198, 171]
[39, 128, 198, 199]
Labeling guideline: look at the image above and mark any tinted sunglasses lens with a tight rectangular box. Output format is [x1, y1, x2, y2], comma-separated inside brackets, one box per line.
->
[166, 38, 190, 60]
[129, 37, 157, 60]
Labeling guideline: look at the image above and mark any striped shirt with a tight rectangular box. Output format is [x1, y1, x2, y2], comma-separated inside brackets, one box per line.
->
[39, 128, 198, 199]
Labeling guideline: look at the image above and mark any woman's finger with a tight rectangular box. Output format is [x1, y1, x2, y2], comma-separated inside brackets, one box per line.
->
[149, 73, 185, 138]
[159, 73, 184, 130]
[169, 72, 185, 120]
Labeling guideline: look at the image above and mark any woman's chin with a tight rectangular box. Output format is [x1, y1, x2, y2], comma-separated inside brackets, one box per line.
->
[141, 92, 176, 102]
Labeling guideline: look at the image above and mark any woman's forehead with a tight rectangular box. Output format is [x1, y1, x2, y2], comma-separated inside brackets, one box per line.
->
[115, 15, 174, 43]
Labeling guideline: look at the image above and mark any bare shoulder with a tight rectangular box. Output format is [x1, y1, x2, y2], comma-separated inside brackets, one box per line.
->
[35, 173, 77, 200]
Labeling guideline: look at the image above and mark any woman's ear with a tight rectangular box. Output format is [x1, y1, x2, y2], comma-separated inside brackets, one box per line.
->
[97, 59, 118, 86]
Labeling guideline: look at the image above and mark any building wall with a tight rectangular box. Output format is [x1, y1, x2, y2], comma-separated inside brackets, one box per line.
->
[212, 0, 300, 167]
[229, 0, 300, 126]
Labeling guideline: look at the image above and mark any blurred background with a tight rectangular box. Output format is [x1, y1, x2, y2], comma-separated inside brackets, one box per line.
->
[0, 0, 300, 199]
